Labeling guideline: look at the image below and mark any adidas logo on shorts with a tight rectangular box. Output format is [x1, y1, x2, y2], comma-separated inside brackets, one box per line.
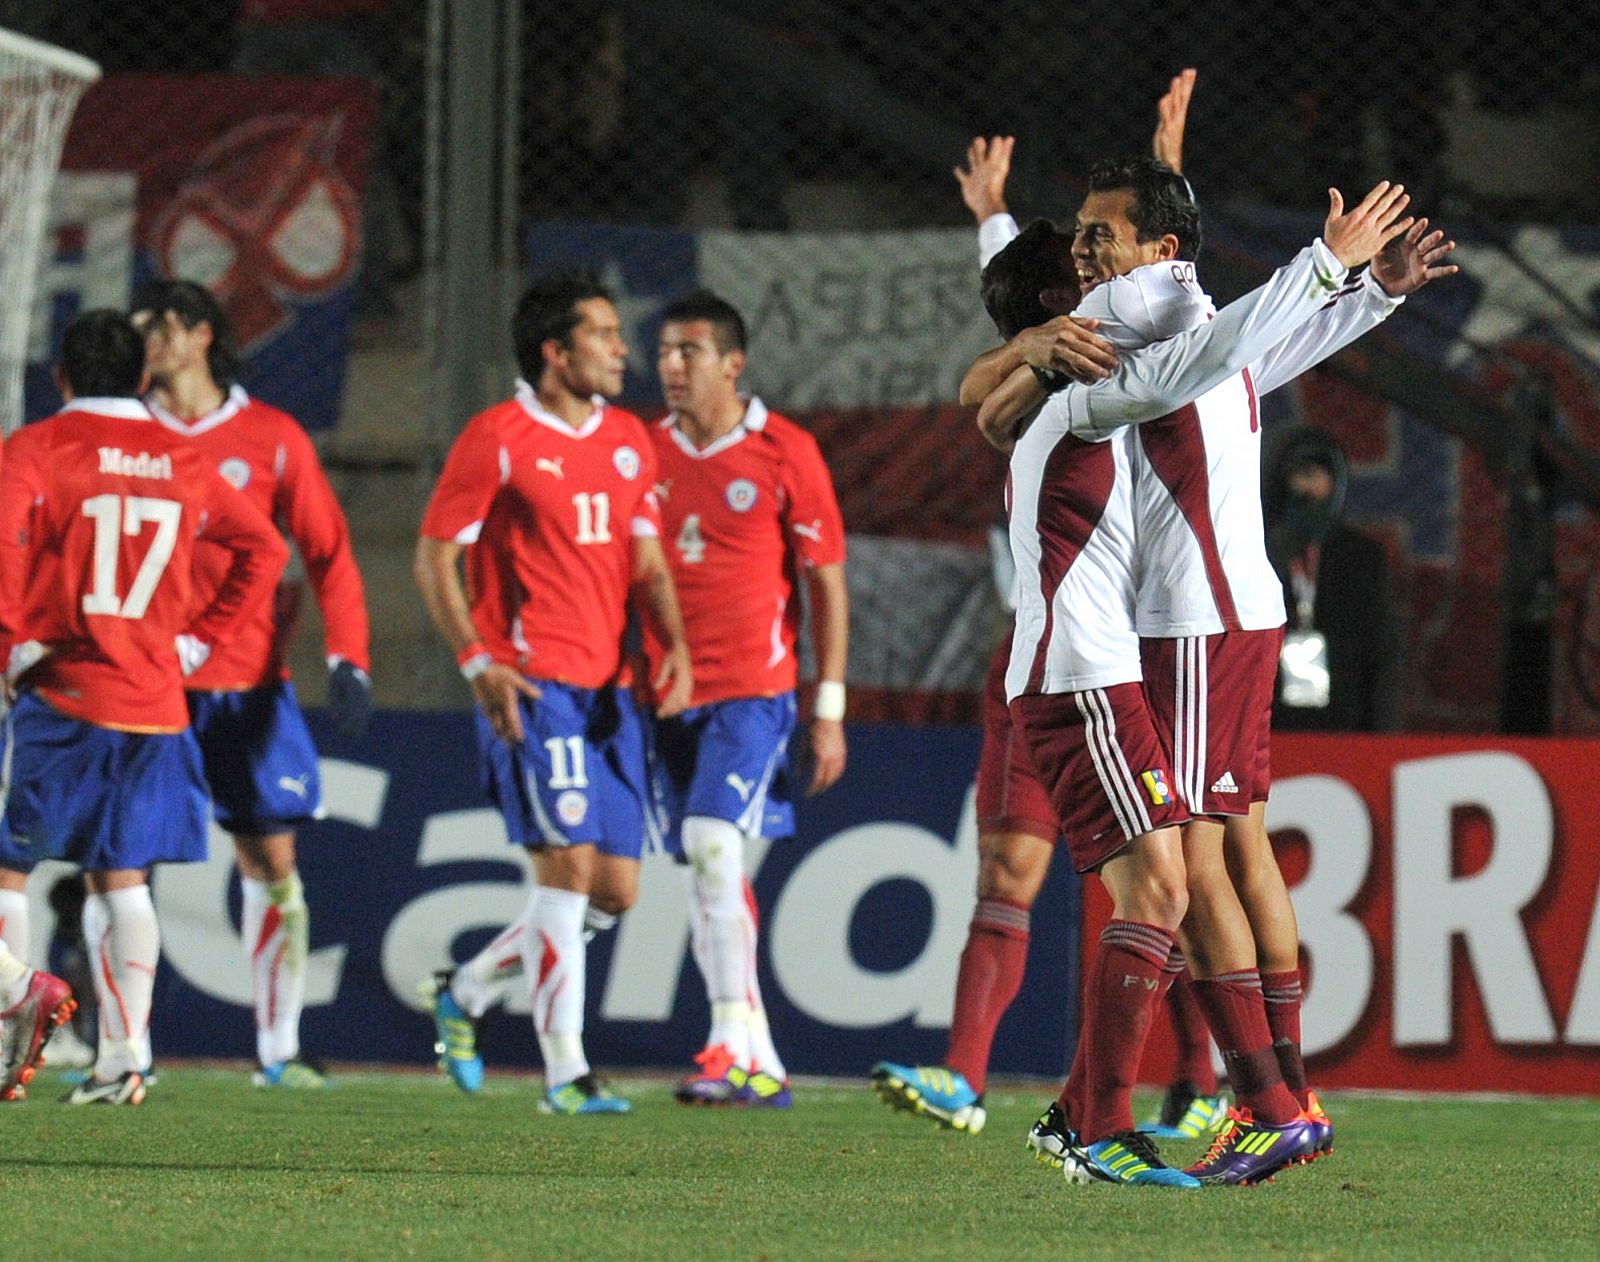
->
[1210, 770, 1240, 795]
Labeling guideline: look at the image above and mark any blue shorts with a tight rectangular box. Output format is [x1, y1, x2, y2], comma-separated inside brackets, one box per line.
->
[0, 692, 210, 872]
[476, 682, 652, 858]
[187, 682, 323, 834]
[652, 694, 797, 857]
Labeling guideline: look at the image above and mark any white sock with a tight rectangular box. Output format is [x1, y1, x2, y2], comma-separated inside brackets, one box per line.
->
[0, 939, 30, 1007]
[741, 877, 786, 1080]
[525, 884, 589, 1087]
[582, 904, 618, 940]
[683, 816, 754, 1067]
[0, 887, 30, 965]
[83, 885, 160, 1080]
[241, 873, 308, 1066]
[450, 897, 533, 1018]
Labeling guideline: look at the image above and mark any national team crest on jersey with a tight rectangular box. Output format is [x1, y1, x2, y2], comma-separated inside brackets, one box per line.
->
[613, 446, 641, 480]
[725, 478, 758, 512]
[1140, 769, 1173, 806]
[219, 457, 252, 489]
[556, 790, 589, 825]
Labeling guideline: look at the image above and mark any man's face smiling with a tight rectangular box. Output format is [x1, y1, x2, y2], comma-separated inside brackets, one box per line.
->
[1072, 188, 1174, 294]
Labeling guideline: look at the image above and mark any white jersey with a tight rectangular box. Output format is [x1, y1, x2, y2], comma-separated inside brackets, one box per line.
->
[1077, 259, 1403, 636]
[1007, 239, 1352, 701]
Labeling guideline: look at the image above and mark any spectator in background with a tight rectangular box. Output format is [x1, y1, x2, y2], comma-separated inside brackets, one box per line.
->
[1266, 427, 1401, 731]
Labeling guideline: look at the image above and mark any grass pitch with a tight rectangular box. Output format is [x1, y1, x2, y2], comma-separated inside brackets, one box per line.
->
[5, 1067, 1598, 1262]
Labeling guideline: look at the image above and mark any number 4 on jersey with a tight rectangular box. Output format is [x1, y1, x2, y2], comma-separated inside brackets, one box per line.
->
[675, 513, 705, 565]
[80, 494, 182, 618]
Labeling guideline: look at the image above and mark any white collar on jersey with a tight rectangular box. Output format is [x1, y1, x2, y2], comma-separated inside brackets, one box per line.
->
[514, 377, 607, 438]
[146, 383, 250, 436]
[59, 397, 155, 421]
[661, 396, 768, 460]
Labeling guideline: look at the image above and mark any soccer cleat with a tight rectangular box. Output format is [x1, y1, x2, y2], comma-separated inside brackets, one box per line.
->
[1137, 1082, 1231, 1139]
[0, 970, 77, 1101]
[63, 1070, 147, 1106]
[869, 1061, 986, 1134]
[1301, 1090, 1334, 1162]
[739, 1069, 793, 1109]
[1026, 1100, 1072, 1168]
[419, 970, 483, 1094]
[253, 1057, 333, 1089]
[674, 1043, 748, 1105]
[1183, 1106, 1318, 1186]
[1064, 1130, 1201, 1189]
[540, 1073, 632, 1116]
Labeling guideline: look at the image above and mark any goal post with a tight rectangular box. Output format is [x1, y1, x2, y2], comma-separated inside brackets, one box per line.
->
[0, 27, 100, 435]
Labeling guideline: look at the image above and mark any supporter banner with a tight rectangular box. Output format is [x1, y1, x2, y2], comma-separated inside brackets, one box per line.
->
[17, 713, 1078, 1080]
[25, 74, 377, 430]
[1093, 733, 1600, 1096]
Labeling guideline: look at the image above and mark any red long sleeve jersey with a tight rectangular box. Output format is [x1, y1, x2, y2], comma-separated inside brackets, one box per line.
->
[0, 400, 289, 732]
[149, 387, 370, 689]
[420, 386, 662, 688]
[645, 399, 846, 706]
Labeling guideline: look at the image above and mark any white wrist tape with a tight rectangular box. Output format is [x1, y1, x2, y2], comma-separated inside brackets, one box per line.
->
[813, 680, 846, 722]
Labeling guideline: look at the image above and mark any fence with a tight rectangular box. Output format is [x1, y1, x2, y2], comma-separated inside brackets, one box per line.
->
[14, 0, 1600, 732]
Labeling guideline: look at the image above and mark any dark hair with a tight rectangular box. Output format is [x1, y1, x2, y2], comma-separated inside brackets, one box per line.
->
[659, 289, 747, 354]
[980, 219, 1076, 339]
[129, 277, 242, 388]
[60, 309, 147, 398]
[512, 269, 614, 381]
[1087, 155, 1202, 261]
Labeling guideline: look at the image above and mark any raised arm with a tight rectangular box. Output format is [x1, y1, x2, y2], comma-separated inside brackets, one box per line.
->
[1066, 182, 1414, 436]
[1151, 68, 1196, 173]
[1249, 218, 1457, 396]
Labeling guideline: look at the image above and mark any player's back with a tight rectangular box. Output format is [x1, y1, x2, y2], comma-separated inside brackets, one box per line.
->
[2, 402, 237, 731]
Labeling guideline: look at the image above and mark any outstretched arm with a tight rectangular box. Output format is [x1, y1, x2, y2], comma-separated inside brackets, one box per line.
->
[1151, 68, 1197, 173]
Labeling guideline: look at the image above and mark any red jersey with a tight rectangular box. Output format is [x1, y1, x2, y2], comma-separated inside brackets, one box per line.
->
[420, 383, 661, 688]
[646, 399, 846, 706]
[149, 386, 369, 690]
[0, 399, 289, 732]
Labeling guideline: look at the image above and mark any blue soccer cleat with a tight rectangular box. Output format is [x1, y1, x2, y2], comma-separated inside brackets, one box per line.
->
[420, 970, 482, 1094]
[870, 1061, 986, 1134]
[1184, 1106, 1318, 1186]
[1064, 1130, 1201, 1188]
[253, 1056, 332, 1089]
[1137, 1082, 1230, 1140]
[540, 1073, 632, 1116]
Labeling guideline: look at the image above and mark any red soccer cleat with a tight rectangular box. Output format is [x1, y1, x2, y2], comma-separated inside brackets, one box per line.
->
[1, 970, 77, 1101]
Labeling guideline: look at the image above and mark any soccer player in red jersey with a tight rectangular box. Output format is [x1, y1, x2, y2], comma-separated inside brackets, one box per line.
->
[415, 270, 692, 1113]
[128, 279, 372, 1089]
[648, 291, 848, 1108]
[0, 310, 288, 1104]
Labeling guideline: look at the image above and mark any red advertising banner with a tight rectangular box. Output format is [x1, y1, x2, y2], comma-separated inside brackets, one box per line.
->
[1083, 733, 1600, 1095]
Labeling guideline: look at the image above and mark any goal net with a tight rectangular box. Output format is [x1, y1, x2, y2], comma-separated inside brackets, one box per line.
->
[0, 28, 99, 435]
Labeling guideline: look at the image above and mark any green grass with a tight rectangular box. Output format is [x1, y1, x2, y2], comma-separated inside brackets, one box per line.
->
[6, 1068, 1599, 1261]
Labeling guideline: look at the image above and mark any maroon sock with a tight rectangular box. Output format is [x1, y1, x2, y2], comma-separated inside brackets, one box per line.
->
[1261, 969, 1309, 1109]
[1066, 920, 1174, 1143]
[1166, 969, 1218, 1096]
[1191, 971, 1300, 1124]
[944, 899, 1030, 1094]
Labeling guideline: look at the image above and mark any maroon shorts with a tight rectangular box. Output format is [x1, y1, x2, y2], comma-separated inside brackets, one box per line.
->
[975, 638, 1060, 841]
[1139, 628, 1283, 815]
[1009, 681, 1189, 873]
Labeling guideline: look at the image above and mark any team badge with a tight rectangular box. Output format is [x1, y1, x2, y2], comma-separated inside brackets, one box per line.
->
[725, 478, 758, 512]
[556, 790, 589, 826]
[219, 457, 252, 489]
[1140, 769, 1172, 806]
[613, 446, 641, 480]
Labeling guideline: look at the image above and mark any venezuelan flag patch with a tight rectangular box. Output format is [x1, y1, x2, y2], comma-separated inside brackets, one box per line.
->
[1140, 768, 1172, 806]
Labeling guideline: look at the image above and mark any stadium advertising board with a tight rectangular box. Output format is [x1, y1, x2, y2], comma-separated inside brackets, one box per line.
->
[25, 74, 376, 430]
[1109, 733, 1600, 1095]
[17, 715, 1079, 1080]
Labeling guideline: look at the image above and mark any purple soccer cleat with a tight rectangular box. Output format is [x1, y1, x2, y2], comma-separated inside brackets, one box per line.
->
[1183, 1106, 1318, 1186]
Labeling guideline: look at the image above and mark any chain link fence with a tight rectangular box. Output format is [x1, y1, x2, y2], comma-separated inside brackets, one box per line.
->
[14, 0, 1600, 730]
